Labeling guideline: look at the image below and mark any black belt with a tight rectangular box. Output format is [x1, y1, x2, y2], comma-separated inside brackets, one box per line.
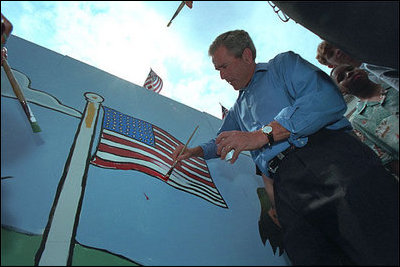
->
[268, 145, 296, 174]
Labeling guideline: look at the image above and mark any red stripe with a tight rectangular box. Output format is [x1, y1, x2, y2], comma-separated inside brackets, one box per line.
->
[92, 156, 168, 181]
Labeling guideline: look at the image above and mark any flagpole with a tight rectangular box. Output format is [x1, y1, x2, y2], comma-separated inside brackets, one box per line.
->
[167, 1, 185, 27]
[35, 92, 104, 266]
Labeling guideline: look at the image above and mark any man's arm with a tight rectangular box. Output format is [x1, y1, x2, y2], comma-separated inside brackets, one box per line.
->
[262, 174, 281, 228]
[215, 120, 291, 164]
[274, 51, 351, 141]
[1, 13, 13, 46]
[171, 145, 204, 167]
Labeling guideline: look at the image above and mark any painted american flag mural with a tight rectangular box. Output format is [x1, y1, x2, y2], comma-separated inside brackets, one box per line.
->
[90, 106, 228, 208]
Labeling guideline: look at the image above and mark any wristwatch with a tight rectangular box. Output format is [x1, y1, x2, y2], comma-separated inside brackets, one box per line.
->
[261, 124, 274, 146]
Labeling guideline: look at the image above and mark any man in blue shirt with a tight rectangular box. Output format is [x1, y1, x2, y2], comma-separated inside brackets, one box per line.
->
[172, 30, 398, 265]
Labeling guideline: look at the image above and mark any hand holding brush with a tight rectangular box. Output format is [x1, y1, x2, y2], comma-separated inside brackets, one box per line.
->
[165, 125, 199, 179]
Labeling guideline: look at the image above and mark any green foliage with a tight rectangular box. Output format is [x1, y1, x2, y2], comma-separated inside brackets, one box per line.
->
[1, 227, 140, 266]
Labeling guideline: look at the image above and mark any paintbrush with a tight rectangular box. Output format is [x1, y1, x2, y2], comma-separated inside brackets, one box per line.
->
[2, 58, 41, 133]
[165, 125, 199, 178]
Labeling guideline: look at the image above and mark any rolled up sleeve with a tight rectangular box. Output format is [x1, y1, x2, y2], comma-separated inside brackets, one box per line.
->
[273, 52, 351, 143]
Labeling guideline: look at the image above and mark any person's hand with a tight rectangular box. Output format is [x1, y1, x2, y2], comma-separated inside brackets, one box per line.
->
[216, 130, 267, 163]
[170, 144, 193, 166]
[268, 207, 281, 228]
[1, 13, 13, 46]
[1, 47, 7, 65]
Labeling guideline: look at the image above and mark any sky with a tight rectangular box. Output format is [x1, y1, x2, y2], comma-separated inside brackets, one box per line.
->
[1, 1, 331, 119]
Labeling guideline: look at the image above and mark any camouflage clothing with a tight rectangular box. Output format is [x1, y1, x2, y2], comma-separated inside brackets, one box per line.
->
[350, 85, 399, 165]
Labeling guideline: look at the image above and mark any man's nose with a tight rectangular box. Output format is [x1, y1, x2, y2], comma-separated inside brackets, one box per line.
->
[345, 70, 354, 78]
[220, 70, 226, 80]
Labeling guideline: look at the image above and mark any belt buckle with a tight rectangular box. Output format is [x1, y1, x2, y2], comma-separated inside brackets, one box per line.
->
[276, 152, 285, 160]
[268, 159, 279, 174]
[268, 163, 279, 174]
[268, 152, 285, 174]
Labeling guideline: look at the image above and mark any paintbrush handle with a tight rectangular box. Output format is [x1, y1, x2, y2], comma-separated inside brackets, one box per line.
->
[2, 58, 41, 132]
[2, 58, 31, 118]
[2, 58, 27, 102]
[178, 125, 199, 156]
[166, 125, 199, 177]
[167, 1, 185, 27]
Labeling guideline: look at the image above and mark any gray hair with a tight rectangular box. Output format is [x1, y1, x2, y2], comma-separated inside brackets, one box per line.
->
[208, 30, 256, 60]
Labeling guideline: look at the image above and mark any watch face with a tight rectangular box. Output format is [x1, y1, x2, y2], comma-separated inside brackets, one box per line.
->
[262, 125, 272, 134]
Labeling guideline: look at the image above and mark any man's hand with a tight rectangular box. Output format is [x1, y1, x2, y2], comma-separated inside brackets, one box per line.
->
[215, 130, 268, 164]
[171, 145, 204, 167]
[1, 47, 7, 65]
[1, 13, 13, 46]
[268, 207, 281, 228]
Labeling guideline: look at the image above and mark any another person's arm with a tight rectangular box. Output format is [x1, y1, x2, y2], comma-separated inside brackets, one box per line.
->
[1, 13, 13, 65]
[1, 13, 13, 47]
[262, 174, 281, 228]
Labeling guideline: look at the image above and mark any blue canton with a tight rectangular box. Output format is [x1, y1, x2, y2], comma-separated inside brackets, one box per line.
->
[103, 106, 155, 146]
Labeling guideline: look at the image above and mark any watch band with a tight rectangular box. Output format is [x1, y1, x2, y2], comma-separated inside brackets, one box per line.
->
[266, 129, 274, 146]
[261, 125, 274, 146]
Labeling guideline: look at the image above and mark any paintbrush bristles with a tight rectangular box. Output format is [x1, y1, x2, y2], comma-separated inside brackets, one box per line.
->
[165, 168, 173, 178]
[165, 159, 178, 178]
[2, 59, 42, 133]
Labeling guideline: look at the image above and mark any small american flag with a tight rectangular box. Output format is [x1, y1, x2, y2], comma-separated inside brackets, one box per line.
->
[91, 106, 228, 208]
[220, 103, 229, 120]
[143, 68, 163, 93]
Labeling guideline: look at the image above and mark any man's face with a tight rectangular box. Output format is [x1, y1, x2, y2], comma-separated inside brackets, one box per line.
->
[212, 45, 253, 91]
[331, 64, 370, 96]
[324, 47, 358, 68]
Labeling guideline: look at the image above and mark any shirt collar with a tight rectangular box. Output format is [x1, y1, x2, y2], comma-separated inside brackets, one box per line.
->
[238, 63, 269, 94]
[355, 86, 390, 113]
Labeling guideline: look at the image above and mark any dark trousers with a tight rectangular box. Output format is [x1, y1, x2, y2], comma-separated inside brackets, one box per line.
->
[272, 129, 399, 265]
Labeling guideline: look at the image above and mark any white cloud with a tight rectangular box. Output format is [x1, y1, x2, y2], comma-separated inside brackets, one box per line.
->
[36, 1, 225, 116]
[2, 1, 332, 119]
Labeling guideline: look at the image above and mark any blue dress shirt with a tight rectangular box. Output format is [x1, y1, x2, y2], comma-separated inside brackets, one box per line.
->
[200, 51, 352, 176]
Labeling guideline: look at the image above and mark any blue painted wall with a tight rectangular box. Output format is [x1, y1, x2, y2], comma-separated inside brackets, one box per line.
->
[1, 35, 289, 266]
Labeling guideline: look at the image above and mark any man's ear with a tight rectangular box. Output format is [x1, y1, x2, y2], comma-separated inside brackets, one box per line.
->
[242, 48, 254, 64]
[328, 64, 335, 68]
